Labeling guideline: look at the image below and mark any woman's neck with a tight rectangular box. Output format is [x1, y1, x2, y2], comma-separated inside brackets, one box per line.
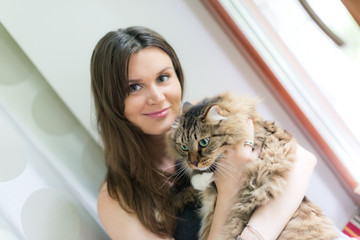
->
[145, 133, 176, 172]
[143, 133, 166, 161]
[147, 133, 166, 144]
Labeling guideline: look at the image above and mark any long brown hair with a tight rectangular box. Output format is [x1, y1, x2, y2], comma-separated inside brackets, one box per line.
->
[90, 26, 184, 237]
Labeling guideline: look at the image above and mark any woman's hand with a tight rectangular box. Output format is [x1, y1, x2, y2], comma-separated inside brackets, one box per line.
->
[239, 144, 317, 240]
[208, 119, 260, 240]
[214, 119, 260, 198]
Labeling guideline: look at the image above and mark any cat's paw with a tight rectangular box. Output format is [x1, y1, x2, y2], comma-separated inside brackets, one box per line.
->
[191, 172, 214, 191]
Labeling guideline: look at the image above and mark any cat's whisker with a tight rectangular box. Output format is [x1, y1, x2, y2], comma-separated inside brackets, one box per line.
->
[164, 167, 190, 191]
[160, 165, 189, 190]
[215, 160, 235, 172]
[216, 158, 242, 175]
[161, 162, 181, 173]
[219, 162, 242, 180]
[212, 162, 232, 180]
[160, 166, 183, 189]
[171, 166, 188, 184]
[213, 162, 238, 182]
[215, 160, 238, 174]
[213, 165, 231, 182]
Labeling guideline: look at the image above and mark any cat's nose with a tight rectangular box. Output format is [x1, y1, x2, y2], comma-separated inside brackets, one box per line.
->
[189, 159, 199, 168]
[189, 153, 199, 168]
[194, 160, 199, 167]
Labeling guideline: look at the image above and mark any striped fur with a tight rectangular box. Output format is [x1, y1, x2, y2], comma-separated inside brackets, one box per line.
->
[168, 92, 338, 240]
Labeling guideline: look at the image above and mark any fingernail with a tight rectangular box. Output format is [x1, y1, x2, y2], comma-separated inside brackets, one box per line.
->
[355, 186, 360, 196]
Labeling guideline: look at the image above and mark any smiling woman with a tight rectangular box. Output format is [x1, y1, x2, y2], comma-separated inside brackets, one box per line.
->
[90, 27, 186, 239]
[124, 47, 182, 136]
[201, 0, 360, 204]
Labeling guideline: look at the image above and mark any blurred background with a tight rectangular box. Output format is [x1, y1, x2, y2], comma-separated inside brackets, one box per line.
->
[0, 0, 358, 239]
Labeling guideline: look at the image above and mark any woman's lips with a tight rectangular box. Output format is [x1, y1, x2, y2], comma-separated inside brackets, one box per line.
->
[144, 107, 170, 119]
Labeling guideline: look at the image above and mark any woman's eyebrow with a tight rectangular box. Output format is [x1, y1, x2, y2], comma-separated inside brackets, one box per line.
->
[128, 66, 173, 82]
[128, 79, 141, 83]
[158, 67, 172, 74]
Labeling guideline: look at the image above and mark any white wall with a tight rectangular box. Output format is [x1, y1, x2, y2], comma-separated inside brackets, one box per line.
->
[0, 0, 356, 236]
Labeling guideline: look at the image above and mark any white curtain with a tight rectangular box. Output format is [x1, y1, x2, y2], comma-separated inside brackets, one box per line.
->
[0, 24, 109, 239]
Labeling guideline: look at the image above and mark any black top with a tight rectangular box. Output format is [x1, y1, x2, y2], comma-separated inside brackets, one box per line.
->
[172, 160, 201, 240]
[174, 204, 201, 240]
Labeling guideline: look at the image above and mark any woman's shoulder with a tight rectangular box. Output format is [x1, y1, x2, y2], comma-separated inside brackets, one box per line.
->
[97, 182, 116, 211]
[98, 182, 137, 238]
[97, 182, 172, 240]
[97, 182, 115, 210]
[97, 182, 128, 238]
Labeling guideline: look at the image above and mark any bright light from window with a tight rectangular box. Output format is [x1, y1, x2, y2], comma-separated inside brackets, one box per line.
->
[220, 0, 360, 185]
[252, 0, 360, 142]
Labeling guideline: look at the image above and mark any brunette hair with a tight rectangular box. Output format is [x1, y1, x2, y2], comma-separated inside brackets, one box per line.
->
[90, 26, 184, 237]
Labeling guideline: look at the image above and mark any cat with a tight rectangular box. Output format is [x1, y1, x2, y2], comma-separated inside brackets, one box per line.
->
[168, 92, 338, 240]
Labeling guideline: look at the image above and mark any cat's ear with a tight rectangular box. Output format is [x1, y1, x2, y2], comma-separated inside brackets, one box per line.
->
[181, 102, 193, 113]
[205, 105, 227, 123]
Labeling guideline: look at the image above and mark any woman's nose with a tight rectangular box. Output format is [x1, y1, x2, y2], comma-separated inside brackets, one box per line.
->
[147, 85, 165, 105]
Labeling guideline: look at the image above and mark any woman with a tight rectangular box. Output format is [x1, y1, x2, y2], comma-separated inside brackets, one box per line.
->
[91, 26, 317, 240]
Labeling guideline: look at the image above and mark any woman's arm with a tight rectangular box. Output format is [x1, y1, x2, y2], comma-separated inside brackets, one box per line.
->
[97, 183, 173, 240]
[207, 119, 260, 240]
[207, 120, 317, 240]
[239, 145, 317, 240]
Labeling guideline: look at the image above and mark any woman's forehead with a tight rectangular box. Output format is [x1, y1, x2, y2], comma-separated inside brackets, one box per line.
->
[128, 47, 173, 80]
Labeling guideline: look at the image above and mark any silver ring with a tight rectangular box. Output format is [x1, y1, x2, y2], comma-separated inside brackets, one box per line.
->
[244, 140, 255, 150]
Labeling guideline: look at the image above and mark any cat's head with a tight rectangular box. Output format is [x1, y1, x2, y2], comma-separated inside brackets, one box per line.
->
[169, 93, 254, 173]
[168, 92, 259, 173]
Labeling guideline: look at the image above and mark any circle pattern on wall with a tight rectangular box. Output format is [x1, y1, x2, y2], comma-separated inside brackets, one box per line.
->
[0, 123, 28, 181]
[32, 88, 78, 135]
[21, 188, 81, 240]
[0, 229, 18, 240]
[0, 25, 31, 86]
[81, 138, 106, 190]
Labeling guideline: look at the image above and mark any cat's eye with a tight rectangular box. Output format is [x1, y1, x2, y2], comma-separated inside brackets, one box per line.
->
[199, 138, 210, 147]
[180, 144, 188, 151]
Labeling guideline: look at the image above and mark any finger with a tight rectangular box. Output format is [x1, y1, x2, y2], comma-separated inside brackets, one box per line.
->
[355, 186, 360, 196]
[244, 119, 255, 151]
[234, 143, 255, 163]
[252, 145, 261, 158]
[244, 140, 255, 150]
[247, 118, 255, 141]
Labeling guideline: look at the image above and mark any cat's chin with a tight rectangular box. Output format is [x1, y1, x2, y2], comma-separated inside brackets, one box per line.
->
[191, 172, 214, 191]
[191, 163, 217, 174]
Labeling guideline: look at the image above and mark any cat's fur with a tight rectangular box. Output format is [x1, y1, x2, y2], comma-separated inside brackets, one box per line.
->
[168, 92, 338, 240]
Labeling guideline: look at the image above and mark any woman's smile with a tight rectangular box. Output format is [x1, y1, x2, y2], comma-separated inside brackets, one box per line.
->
[143, 107, 170, 119]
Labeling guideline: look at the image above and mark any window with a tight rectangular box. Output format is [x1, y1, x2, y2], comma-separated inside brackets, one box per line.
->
[202, 0, 360, 203]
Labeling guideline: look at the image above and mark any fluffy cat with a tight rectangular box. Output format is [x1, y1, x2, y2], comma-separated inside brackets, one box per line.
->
[168, 92, 338, 240]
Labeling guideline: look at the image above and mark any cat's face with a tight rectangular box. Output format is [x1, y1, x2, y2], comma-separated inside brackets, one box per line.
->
[171, 103, 231, 172]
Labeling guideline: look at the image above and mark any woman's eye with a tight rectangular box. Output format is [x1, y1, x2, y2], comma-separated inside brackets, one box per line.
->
[199, 138, 210, 147]
[129, 84, 142, 93]
[180, 144, 188, 151]
[157, 74, 169, 83]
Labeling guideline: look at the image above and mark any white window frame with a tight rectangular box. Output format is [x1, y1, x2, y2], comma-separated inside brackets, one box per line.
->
[202, 0, 360, 205]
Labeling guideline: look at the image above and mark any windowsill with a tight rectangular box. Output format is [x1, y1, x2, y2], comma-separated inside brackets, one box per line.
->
[202, 0, 360, 205]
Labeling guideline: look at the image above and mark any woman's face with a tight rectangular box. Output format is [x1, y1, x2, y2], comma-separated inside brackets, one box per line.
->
[124, 47, 182, 136]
